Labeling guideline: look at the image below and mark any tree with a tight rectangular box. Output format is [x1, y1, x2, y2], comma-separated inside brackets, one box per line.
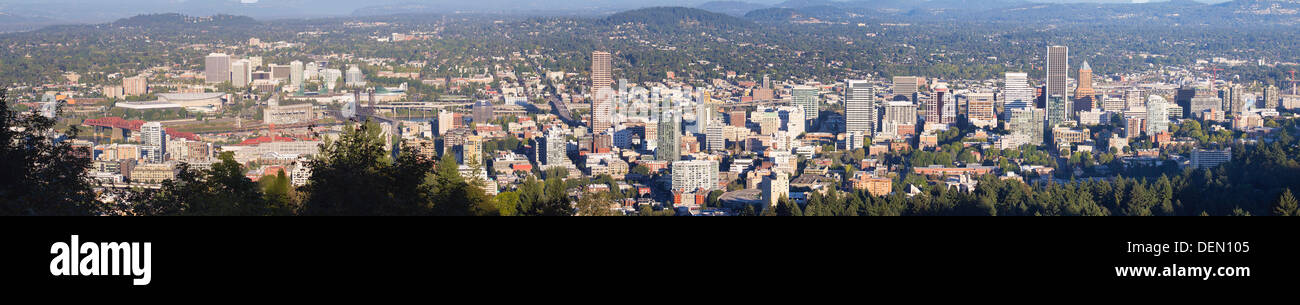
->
[0, 89, 101, 215]
[132, 153, 274, 216]
[1275, 189, 1298, 216]
[575, 192, 621, 216]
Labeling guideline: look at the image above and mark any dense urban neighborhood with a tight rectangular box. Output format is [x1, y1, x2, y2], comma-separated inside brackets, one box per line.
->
[4, 2, 1300, 216]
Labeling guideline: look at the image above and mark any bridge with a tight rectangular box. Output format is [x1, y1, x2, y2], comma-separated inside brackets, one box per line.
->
[82, 117, 200, 142]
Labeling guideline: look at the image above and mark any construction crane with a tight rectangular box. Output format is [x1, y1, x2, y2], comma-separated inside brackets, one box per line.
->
[1209, 66, 1224, 90]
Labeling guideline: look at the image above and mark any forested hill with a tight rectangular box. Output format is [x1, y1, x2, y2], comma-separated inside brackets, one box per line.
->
[603, 7, 754, 29]
[110, 14, 260, 28]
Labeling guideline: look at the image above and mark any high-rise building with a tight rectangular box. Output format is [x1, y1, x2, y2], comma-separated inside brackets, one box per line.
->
[1264, 85, 1280, 109]
[967, 92, 997, 128]
[1145, 95, 1169, 136]
[881, 101, 917, 136]
[1007, 108, 1044, 145]
[1046, 46, 1070, 116]
[123, 76, 148, 96]
[1075, 61, 1095, 116]
[761, 172, 789, 207]
[591, 51, 612, 89]
[845, 80, 876, 136]
[230, 60, 251, 88]
[706, 124, 725, 151]
[141, 122, 166, 163]
[290, 60, 304, 88]
[792, 86, 819, 121]
[437, 110, 455, 135]
[590, 51, 614, 134]
[204, 53, 231, 84]
[1003, 72, 1034, 105]
[656, 112, 681, 161]
[543, 130, 566, 167]
[1046, 95, 1068, 128]
[1225, 85, 1245, 115]
[892, 76, 920, 100]
[671, 160, 719, 192]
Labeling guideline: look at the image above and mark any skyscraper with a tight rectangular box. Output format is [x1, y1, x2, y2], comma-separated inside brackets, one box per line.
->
[591, 51, 613, 89]
[205, 53, 231, 84]
[590, 51, 614, 135]
[1003, 72, 1034, 104]
[290, 60, 304, 88]
[845, 80, 876, 137]
[1074, 61, 1095, 115]
[792, 86, 819, 121]
[892, 76, 920, 100]
[230, 59, 250, 88]
[1075, 61, 1095, 100]
[1146, 95, 1169, 136]
[1046, 46, 1070, 119]
[656, 111, 680, 161]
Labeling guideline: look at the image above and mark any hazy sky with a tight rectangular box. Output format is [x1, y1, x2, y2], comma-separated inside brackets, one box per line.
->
[0, 0, 1237, 24]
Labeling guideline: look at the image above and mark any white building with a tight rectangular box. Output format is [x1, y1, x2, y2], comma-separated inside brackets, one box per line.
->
[671, 160, 719, 192]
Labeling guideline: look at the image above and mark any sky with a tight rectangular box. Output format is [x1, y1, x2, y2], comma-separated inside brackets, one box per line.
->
[0, 0, 1239, 25]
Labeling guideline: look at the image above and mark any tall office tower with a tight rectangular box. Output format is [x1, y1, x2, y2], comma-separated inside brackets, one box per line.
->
[845, 80, 876, 136]
[590, 51, 614, 134]
[545, 129, 568, 166]
[1075, 61, 1095, 99]
[204, 53, 231, 84]
[1003, 72, 1034, 104]
[472, 100, 494, 123]
[592, 87, 615, 133]
[141, 122, 166, 163]
[1146, 95, 1169, 136]
[230, 60, 250, 88]
[706, 124, 725, 151]
[1074, 61, 1096, 115]
[892, 76, 920, 100]
[671, 160, 719, 192]
[1046, 46, 1070, 116]
[656, 111, 681, 161]
[1046, 95, 1067, 128]
[763, 74, 771, 89]
[881, 101, 917, 136]
[967, 92, 997, 128]
[591, 51, 613, 89]
[792, 86, 819, 121]
[1008, 108, 1045, 145]
[123, 76, 148, 96]
[290, 60, 304, 88]
[1264, 85, 1280, 109]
